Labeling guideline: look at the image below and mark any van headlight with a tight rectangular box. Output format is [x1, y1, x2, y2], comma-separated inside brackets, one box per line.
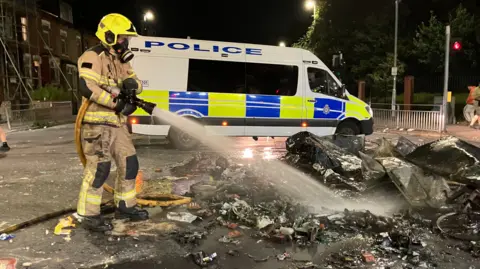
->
[366, 105, 373, 115]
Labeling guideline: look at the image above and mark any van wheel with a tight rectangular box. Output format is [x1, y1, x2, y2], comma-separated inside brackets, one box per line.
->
[336, 120, 360, 135]
[168, 126, 200, 150]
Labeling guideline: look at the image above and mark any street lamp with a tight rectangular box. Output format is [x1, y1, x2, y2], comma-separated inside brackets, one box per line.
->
[144, 11, 154, 22]
[143, 11, 154, 35]
[279, 41, 286, 47]
[305, 0, 316, 14]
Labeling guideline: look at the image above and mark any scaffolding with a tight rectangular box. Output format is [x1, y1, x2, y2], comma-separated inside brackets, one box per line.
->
[0, 0, 40, 109]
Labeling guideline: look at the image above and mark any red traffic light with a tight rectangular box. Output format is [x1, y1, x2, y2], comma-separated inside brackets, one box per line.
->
[452, 41, 462, 51]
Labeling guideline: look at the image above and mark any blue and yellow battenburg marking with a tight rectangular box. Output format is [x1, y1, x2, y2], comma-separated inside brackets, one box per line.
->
[133, 90, 360, 120]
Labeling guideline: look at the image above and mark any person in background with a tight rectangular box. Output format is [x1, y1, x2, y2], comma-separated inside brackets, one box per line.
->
[0, 126, 10, 152]
[469, 83, 480, 129]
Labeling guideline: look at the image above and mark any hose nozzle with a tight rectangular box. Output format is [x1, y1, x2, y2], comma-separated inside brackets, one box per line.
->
[135, 98, 156, 115]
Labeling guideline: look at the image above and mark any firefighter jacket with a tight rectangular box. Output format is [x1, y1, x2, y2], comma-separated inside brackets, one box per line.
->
[77, 44, 142, 127]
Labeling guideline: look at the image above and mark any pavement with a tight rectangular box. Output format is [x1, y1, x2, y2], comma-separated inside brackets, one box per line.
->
[0, 124, 478, 268]
[446, 124, 480, 142]
[375, 123, 480, 144]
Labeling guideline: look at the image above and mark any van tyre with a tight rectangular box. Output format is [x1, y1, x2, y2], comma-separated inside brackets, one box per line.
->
[168, 126, 200, 151]
[336, 120, 360, 136]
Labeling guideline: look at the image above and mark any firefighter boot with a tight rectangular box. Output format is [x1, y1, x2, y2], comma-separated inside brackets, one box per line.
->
[115, 201, 149, 221]
[80, 215, 113, 232]
[0, 142, 10, 152]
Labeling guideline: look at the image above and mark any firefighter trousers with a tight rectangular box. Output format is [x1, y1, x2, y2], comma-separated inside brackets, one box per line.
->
[77, 124, 139, 216]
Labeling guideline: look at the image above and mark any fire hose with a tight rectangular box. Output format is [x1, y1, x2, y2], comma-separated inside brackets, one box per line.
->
[75, 95, 192, 207]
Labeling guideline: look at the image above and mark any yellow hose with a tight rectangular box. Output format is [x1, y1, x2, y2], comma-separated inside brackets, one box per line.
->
[75, 100, 191, 207]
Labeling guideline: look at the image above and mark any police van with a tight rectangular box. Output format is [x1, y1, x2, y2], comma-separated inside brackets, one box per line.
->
[127, 36, 373, 150]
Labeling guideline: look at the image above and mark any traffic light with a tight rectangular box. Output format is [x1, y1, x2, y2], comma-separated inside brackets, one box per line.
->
[452, 41, 462, 51]
[332, 54, 342, 68]
[451, 38, 462, 52]
[332, 52, 345, 82]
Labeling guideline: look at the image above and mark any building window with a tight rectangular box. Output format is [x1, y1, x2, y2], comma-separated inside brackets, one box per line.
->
[23, 54, 32, 79]
[60, 30, 68, 56]
[41, 20, 51, 49]
[245, 63, 298, 96]
[59, 1, 73, 23]
[307, 67, 342, 98]
[1, 16, 13, 39]
[76, 36, 82, 57]
[49, 57, 60, 84]
[187, 59, 246, 94]
[21, 17, 28, 42]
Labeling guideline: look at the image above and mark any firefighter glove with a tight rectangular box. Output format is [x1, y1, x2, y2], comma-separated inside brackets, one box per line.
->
[114, 98, 127, 114]
[120, 103, 137, 116]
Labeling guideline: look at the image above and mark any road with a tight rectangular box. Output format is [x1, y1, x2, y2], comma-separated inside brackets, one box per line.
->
[0, 124, 477, 268]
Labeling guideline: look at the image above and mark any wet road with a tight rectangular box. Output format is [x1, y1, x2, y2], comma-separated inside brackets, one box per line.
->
[0, 124, 476, 268]
[0, 124, 292, 268]
[0, 124, 441, 227]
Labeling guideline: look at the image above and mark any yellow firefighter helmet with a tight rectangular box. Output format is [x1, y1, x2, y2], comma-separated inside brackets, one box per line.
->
[95, 13, 138, 46]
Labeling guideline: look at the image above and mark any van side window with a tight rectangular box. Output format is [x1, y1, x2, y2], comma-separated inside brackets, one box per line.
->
[245, 63, 298, 96]
[307, 68, 328, 94]
[327, 74, 342, 98]
[307, 67, 342, 98]
[187, 59, 246, 93]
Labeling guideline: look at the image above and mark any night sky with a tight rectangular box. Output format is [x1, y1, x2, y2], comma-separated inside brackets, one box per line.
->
[68, 0, 313, 46]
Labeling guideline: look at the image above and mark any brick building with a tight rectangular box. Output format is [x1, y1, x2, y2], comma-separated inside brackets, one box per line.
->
[0, 0, 97, 108]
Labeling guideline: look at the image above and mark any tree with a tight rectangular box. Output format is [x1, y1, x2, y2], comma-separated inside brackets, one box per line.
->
[367, 53, 406, 97]
[412, 5, 476, 74]
[292, 3, 323, 50]
[292, 0, 328, 54]
[293, 0, 407, 93]
[349, 13, 407, 97]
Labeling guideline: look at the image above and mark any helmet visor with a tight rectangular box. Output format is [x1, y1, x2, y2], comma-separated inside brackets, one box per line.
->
[117, 35, 132, 44]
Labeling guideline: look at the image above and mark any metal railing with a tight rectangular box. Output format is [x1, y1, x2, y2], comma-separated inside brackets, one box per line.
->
[2, 101, 76, 129]
[0, 100, 446, 133]
[371, 103, 444, 132]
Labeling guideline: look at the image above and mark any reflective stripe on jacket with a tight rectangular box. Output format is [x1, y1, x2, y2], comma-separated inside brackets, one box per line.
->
[77, 44, 142, 126]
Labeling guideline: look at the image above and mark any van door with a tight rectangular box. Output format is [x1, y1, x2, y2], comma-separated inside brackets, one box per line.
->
[303, 66, 346, 136]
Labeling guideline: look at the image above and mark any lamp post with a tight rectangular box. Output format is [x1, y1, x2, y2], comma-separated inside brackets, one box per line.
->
[143, 11, 154, 35]
[442, 25, 451, 131]
[391, 0, 399, 112]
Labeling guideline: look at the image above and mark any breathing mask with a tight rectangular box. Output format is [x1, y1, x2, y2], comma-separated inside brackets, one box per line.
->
[112, 38, 134, 63]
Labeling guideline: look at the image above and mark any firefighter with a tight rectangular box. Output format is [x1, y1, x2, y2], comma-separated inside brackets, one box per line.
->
[76, 13, 148, 232]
